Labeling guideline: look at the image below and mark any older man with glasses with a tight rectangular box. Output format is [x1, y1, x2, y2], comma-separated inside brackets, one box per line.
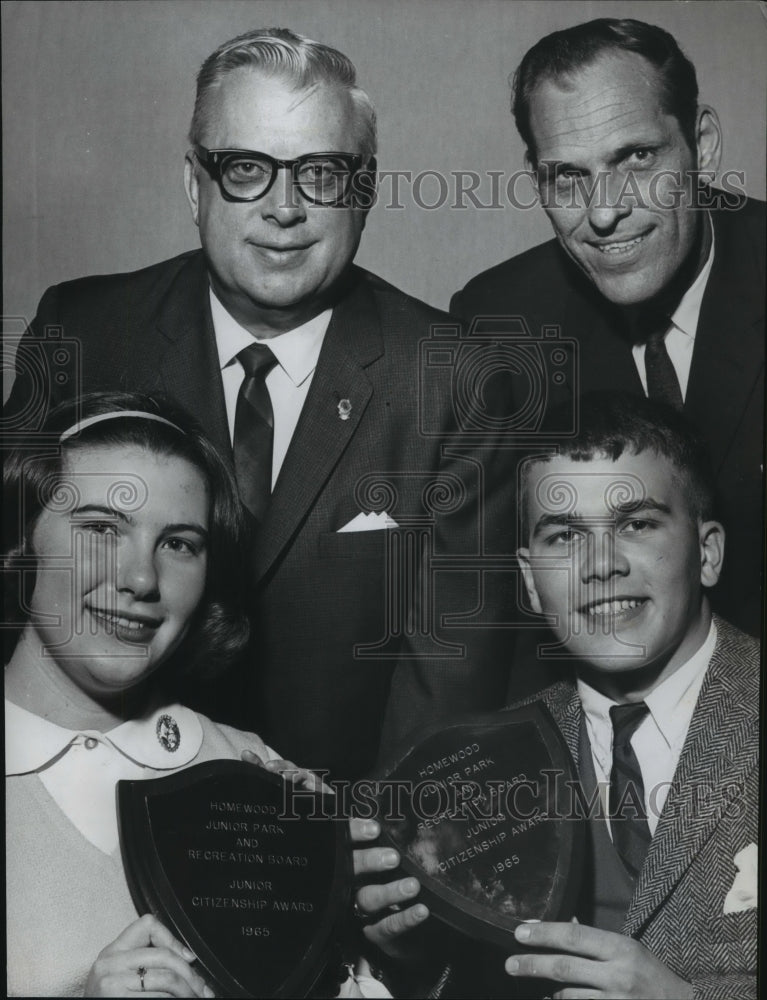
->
[6, 27, 509, 784]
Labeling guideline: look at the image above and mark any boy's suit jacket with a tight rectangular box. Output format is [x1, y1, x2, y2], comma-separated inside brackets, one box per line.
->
[451, 197, 766, 636]
[6, 252, 511, 779]
[537, 616, 758, 999]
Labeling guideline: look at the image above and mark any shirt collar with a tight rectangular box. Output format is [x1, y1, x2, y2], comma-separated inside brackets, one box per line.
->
[668, 213, 715, 340]
[577, 674, 614, 741]
[577, 617, 717, 751]
[644, 618, 716, 750]
[210, 288, 331, 388]
[5, 699, 203, 775]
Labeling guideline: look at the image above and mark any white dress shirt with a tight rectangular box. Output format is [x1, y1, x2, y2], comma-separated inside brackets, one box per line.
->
[577, 618, 717, 836]
[210, 289, 331, 488]
[631, 217, 715, 401]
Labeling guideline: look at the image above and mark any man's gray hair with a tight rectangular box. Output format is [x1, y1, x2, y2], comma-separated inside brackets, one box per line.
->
[189, 27, 377, 157]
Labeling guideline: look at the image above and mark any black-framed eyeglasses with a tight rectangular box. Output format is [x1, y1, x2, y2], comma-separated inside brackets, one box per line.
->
[194, 145, 367, 205]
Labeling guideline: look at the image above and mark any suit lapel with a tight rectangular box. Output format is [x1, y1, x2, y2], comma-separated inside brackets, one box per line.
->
[540, 682, 582, 766]
[684, 208, 764, 476]
[622, 628, 758, 936]
[254, 272, 384, 581]
[155, 252, 231, 455]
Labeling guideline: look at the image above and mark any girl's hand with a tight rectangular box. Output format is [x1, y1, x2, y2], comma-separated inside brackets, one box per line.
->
[85, 914, 214, 997]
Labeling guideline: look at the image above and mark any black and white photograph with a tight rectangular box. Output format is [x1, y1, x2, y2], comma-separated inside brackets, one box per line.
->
[3, 2, 763, 997]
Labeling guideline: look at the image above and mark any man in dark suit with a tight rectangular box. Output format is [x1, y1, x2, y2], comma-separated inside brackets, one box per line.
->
[5, 27, 508, 781]
[451, 18, 765, 637]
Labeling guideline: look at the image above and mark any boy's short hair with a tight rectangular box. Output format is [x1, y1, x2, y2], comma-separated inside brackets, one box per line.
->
[522, 392, 717, 531]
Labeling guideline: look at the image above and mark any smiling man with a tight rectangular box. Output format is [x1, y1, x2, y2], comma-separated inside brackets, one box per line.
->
[506, 392, 758, 999]
[452, 18, 765, 637]
[6, 28, 508, 781]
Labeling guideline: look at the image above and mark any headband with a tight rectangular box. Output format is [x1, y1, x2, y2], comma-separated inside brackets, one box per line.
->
[59, 411, 186, 443]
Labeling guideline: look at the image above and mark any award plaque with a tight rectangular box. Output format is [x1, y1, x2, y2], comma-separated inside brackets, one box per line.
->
[373, 702, 583, 951]
[118, 761, 351, 998]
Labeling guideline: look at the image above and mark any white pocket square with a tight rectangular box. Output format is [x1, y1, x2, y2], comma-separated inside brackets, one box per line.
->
[337, 511, 398, 532]
[723, 842, 758, 914]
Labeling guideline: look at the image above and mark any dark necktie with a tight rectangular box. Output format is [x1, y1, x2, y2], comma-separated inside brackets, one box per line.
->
[609, 702, 652, 878]
[644, 324, 683, 410]
[233, 342, 278, 521]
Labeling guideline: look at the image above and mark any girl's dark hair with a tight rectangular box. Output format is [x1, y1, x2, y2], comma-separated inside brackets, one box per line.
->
[3, 391, 250, 687]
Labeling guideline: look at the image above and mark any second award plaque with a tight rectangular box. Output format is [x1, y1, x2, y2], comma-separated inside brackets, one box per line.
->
[118, 760, 351, 998]
[373, 702, 583, 950]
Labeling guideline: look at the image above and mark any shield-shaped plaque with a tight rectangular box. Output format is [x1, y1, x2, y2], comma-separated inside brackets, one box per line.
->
[373, 702, 583, 950]
[118, 760, 351, 998]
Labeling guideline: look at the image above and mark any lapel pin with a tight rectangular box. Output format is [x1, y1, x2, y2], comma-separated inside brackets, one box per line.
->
[337, 399, 352, 421]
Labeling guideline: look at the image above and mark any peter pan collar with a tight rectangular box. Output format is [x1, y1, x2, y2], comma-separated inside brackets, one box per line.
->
[5, 699, 203, 775]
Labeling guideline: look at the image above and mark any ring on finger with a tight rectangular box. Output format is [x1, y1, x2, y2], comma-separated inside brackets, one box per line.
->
[353, 900, 377, 927]
[137, 966, 147, 991]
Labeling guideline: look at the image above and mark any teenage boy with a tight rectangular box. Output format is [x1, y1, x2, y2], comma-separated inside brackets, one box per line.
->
[508, 392, 758, 999]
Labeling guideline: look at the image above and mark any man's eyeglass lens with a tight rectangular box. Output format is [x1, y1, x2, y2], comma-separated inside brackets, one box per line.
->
[216, 152, 357, 203]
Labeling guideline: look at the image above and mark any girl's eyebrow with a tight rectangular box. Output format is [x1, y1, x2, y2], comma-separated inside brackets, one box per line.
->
[71, 503, 129, 522]
[161, 522, 209, 539]
[70, 506, 208, 538]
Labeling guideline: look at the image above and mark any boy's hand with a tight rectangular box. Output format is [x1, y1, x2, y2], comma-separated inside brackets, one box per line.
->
[350, 819, 429, 958]
[506, 921, 694, 999]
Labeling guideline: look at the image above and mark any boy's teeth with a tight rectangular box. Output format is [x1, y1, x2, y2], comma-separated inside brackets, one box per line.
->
[587, 599, 641, 616]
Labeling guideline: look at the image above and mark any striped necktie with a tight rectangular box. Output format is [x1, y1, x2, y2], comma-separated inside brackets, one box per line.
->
[233, 342, 278, 521]
[609, 701, 651, 878]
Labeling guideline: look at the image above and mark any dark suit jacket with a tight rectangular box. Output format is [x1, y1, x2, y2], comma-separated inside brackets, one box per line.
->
[6, 252, 510, 780]
[535, 616, 758, 999]
[451, 198, 766, 636]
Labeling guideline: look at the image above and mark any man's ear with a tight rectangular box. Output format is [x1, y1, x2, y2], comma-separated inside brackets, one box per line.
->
[516, 547, 543, 614]
[698, 519, 725, 588]
[694, 106, 722, 178]
[184, 151, 201, 227]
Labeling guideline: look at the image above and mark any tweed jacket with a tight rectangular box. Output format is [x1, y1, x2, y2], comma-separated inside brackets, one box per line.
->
[534, 616, 759, 999]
